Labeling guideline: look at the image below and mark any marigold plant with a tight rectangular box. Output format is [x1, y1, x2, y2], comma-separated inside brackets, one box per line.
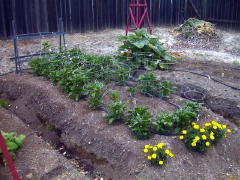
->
[143, 142, 174, 166]
[180, 120, 232, 152]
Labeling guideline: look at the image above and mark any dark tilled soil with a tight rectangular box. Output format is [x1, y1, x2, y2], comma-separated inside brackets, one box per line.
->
[0, 108, 91, 180]
[155, 60, 240, 126]
[0, 64, 240, 179]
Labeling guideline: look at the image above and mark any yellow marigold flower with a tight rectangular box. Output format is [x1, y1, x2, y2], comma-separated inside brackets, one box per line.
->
[191, 142, 197, 147]
[153, 147, 158, 151]
[159, 160, 164, 165]
[157, 143, 165, 148]
[227, 129, 232, 133]
[222, 125, 227, 129]
[213, 125, 218, 129]
[196, 136, 200, 139]
[202, 135, 207, 140]
[152, 153, 157, 159]
[205, 123, 210, 127]
[200, 128, 205, 133]
[147, 155, 152, 160]
[143, 148, 149, 153]
[165, 149, 170, 154]
[145, 144, 150, 149]
[192, 122, 196, 126]
[182, 130, 187, 134]
[210, 131, 214, 136]
[206, 142, 211, 146]
[210, 136, 215, 140]
[169, 153, 174, 158]
[211, 120, 216, 124]
[179, 135, 184, 140]
[194, 124, 200, 129]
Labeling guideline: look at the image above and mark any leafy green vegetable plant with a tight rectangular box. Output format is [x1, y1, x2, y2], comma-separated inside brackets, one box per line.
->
[126, 106, 152, 139]
[85, 81, 104, 110]
[153, 102, 201, 133]
[106, 92, 126, 124]
[118, 28, 176, 69]
[0, 99, 9, 109]
[136, 72, 173, 97]
[0, 131, 26, 165]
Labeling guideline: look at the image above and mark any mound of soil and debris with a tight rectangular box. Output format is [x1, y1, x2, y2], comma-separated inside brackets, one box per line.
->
[175, 18, 221, 49]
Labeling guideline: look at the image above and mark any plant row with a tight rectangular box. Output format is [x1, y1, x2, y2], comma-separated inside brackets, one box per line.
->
[29, 45, 174, 110]
[105, 91, 201, 139]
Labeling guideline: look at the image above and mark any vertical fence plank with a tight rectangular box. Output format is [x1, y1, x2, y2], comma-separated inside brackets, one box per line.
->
[0, 0, 239, 38]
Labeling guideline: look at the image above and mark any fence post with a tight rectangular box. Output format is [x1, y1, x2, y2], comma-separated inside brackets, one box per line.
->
[184, 0, 188, 20]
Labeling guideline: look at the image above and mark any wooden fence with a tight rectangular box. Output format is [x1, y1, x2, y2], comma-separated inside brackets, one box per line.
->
[0, 0, 239, 38]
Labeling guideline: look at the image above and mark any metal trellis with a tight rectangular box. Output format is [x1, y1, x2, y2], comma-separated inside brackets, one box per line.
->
[10, 18, 66, 73]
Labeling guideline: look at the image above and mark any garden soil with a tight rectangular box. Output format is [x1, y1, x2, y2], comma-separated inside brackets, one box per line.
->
[0, 108, 91, 180]
[0, 63, 240, 179]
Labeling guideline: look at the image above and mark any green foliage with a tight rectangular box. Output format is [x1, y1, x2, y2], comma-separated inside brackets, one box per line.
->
[109, 91, 121, 101]
[136, 72, 173, 97]
[0, 99, 9, 109]
[29, 48, 118, 105]
[0, 131, 26, 165]
[47, 124, 56, 131]
[106, 92, 126, 124]
[113, 65, 130, 86]
[180, 121, 232, 152]
[126, 106, 152, 139]
[153, 102, 201, 133]
[85, 81, 104, 110]
[118, 28, 176, 69]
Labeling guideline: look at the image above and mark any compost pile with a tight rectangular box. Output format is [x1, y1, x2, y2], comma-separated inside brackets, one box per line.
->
[175, 18, 221, 49]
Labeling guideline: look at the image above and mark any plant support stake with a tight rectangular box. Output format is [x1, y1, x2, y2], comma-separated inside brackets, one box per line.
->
[0, 131, 21, 180]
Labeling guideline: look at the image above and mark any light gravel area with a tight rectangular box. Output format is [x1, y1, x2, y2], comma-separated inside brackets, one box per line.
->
[0, 26, 240, 74]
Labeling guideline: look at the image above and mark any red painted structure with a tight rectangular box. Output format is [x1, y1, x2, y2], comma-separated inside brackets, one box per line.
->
[0, 131, 21, 180]
[126, 0, 152, 35]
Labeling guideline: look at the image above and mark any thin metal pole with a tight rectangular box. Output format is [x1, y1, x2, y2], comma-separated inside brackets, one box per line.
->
[12, 20, 20, 73]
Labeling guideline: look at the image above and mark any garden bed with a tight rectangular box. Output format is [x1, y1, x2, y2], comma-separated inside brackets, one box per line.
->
[0, 108, 91, 180]
[0, 64, 240, 179]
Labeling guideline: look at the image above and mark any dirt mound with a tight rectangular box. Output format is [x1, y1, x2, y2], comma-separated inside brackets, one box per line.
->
[175, 18, 221, 49]
[0, 73, 240, 179]
[0, 108, 91, 180]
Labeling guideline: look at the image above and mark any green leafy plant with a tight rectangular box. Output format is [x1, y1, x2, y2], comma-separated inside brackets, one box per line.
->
[0, 131, 26, 165]
[113, 65, 130, 86]
[118, 28, 176, 69]
[86, 81, 104, 110]
[143, 142, 174, 166]
[106, 92, 126, 124]
[126, 106, 152, 139]
[136, 72, 173, 97]
[179, 121, 232, 152]
[153, 102, 201, 133]
[0, 99, 9, 109]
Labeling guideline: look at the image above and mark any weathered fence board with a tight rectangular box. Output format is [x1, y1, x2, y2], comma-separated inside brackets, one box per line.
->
[0, 0, 239, 39]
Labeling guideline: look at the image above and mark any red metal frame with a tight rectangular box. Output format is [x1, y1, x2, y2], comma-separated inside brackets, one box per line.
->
[126, 0, 152, 35]
[0, 131, 21, 180]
